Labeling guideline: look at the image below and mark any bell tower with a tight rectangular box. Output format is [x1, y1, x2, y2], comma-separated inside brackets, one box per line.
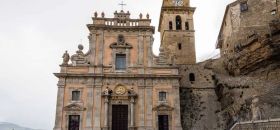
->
[159, 0, 196, 65]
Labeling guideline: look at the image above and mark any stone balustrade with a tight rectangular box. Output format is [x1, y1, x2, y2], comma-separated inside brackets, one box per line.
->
[230, 118, 280, 130]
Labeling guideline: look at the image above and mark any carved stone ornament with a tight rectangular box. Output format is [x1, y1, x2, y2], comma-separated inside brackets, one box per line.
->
[70, 44, 88, 66]
[128, 87, 137, 96]
[153, 104, 174, 111]
[115, 85, 127, 95]
[64, 103, 86, 111]
[103, 87, 113, 96]
[110, 35, 132, 49]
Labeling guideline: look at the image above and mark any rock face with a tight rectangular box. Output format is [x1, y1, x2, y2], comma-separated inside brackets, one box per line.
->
[178, 0, 280, 129]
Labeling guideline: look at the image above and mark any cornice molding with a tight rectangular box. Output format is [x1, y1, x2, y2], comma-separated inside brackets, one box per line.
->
[54, 73, 181, 79]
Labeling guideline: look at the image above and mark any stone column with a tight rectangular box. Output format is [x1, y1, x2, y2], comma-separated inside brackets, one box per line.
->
[103, 95, 109, 130]
[53, 78, 65, 130]
[130, 97, 135, 129]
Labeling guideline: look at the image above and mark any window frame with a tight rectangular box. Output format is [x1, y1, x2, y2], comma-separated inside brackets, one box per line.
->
[72, 91, 81, 101]
[159, 91, 167, 102]
[115, 54, 127, 70]
[189, 73, 195, 82]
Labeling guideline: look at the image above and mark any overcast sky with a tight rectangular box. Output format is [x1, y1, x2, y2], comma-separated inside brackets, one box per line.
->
[0, 0, 234, 129]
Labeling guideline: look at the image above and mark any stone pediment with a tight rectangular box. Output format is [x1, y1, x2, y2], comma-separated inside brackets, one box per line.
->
[110, 42, 132, 49]
[64, 103, 86, 111]
[153, 104, 174, 111]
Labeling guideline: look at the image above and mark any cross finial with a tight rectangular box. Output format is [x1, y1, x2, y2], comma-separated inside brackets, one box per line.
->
[119, 1, 126, 11]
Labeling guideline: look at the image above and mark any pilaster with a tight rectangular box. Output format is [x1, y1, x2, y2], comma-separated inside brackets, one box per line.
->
[145, 85, 153, 129]
[138, 33, 144, 65]
[137, 85, 145, 129]
[85, 82, 94, 130]
[53, 78, 66, 130]
[173, 85, 183, 130]
[93, 85, 102, 130]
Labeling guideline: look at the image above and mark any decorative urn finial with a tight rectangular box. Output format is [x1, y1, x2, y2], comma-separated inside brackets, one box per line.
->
[94, 12, 98, 18]
[139, 13, 143, 19]
[101, 12, 105, 18]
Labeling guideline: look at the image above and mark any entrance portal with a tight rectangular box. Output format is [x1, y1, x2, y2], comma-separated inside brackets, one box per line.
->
[68, 115, 80, 130]
[112, 105, 128, 130]
[158, 115, 169, 130]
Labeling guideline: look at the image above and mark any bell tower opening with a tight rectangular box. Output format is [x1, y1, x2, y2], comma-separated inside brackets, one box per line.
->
[176, 16, 182, 30]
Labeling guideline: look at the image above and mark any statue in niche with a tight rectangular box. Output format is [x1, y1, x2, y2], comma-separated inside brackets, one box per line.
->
[250, 95, 262, 121]
[71, 44, 87, 66]
[62, 50, 70, 65]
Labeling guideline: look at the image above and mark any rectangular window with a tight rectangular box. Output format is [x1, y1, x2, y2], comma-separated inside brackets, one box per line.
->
[178, 43, 182, 50]
[240, 2, 248, 12]
[159, 92, 167, 101]
[169, 21, 173, 30]
[72, 91, 80, 101]
[185, 22, 189, 30]
[116, 54, 126, 70]
[68, 115, 80, 130]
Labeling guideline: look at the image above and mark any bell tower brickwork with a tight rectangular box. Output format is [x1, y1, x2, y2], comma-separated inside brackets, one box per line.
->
[159, 0, 196, 65]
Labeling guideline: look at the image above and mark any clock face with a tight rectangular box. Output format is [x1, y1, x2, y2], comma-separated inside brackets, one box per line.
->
[115, 86, 126, 95]
[173, 0, 183, 6]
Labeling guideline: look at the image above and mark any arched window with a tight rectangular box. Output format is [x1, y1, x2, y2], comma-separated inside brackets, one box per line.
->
[169, 21, 173, 30]
[176, 15, 182, 30]
[189, 73, 195, 82]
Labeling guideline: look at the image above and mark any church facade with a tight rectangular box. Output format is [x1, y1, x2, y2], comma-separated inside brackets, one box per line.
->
[53, 0, 195, 130]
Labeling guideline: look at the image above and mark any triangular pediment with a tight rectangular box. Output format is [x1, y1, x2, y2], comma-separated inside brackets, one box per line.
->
[153, 104, 174, 111]
[64, 103, 86, 111]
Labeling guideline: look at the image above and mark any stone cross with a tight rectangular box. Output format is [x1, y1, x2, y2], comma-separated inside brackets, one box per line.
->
[119, 1, 126, 11]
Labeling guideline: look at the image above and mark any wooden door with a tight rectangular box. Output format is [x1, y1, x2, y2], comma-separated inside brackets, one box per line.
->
[158, 115, 169, 130]
[112, 105, 128, 130]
